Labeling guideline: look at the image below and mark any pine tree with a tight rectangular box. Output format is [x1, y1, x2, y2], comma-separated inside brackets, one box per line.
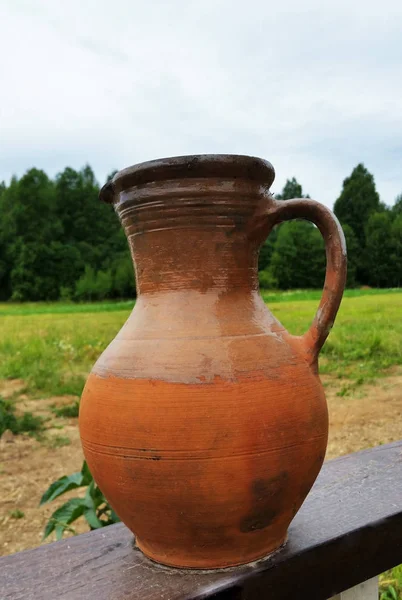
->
[276, 177, 309, 200]
[334, 164, 380, 246]
[270, 221, 325, 289]
[259, 177, 307, 273]
[364, 212, 394, 287]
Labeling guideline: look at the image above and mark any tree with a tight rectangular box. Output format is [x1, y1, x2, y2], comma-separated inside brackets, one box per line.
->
[259, 177, 308, 273]
[112, 254, 136, 298]
[276, 177, 309, 200]
[105, 170, 118, 183]
[0, 165, 132, 301]
[55, 165, 130, 288]
[74, 266, 97, 301]
[392, 194, 402, 216]
[258, 269, 277, 289]
[390, 215, 402, 287]
[270, 221, 326, 289]
[258, 230, 277, 272]
[3, 170, 64, 300]
[8, 169, 60, 244]
[55, 165, 123, 263]
[0, 179, 16, 299]
[11, 242, 83, 301]
[363, 212, 394, 287]
[341, 224, 359, 288]
[334, 164, 380, 247]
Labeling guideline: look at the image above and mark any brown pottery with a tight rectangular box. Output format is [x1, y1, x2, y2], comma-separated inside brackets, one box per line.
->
[79, 155, 347, 569]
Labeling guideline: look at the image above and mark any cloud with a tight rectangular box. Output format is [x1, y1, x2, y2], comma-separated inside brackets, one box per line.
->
[1, 0, 401, 206]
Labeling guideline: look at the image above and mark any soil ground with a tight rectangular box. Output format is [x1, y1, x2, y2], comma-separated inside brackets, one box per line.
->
[1, 370, 402, 557]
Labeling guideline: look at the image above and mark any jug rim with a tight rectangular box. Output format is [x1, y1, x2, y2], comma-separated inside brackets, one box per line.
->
[100, 154, 275, 204]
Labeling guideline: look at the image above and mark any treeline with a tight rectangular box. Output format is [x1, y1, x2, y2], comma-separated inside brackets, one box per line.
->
[258, 166, 402, 289]
[0, 166, 135, 301]
[0, 163, 401, 302]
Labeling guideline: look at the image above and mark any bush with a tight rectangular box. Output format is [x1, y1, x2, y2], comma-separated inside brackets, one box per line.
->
[258, 269, 277, 290]
[74, 266, 116, 301]
[10, 241, 83, 302]
[52, 401, 79, 418]
[59, 286, 73, 302]
[74, 258, 136, 301]
[112, 256, 135, 298]
[94, 269, 113, 299]
[0, 397, 43, 436]
[10, 510, 25, 519]
[74, 266, 97, 301]
[270, 221, 326, 290]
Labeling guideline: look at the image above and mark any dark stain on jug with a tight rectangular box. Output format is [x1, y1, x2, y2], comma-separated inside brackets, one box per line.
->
[240, 472, 289, 533]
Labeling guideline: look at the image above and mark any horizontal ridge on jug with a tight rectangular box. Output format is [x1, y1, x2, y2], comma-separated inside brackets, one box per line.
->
[79, 154, 347, 569]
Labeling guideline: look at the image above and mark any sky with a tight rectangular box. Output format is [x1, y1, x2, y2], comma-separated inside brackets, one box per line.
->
[1, 0, 402, 208]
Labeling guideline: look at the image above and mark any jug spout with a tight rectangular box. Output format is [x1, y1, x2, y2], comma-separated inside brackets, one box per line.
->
[99, 180, 115, 205]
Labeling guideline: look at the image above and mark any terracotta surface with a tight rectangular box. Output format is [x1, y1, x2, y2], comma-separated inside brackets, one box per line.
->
[79, 154, 347, 569]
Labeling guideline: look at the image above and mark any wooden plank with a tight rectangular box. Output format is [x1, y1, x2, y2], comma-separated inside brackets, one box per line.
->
[331, 576, 379, 600]
[1, 441, 402, 600]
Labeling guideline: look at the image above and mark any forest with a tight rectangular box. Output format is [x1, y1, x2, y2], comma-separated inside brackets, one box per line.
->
[0, 163, 401, 301]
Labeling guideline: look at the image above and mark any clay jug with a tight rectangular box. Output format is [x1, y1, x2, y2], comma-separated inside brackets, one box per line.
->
[79, 155, 346, 569]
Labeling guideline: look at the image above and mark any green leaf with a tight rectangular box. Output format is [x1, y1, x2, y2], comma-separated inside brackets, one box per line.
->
[52, 497, 85, 524]
[81, 461, 93, 486]
[84, 480, 95, 506]
[43, 517, 56, 540]
[55, 523, 66, 541]
[83, 480, 102, 509]
[42, 497, 86, 539]
[90, 483, 104, 506]
[380, 586, 399, 600]
[39, 471, 84, 505]
[84, 507, 104, 529]
[389, 585, 398, 600]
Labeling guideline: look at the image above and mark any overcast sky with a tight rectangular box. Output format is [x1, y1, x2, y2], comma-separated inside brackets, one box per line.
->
[1, 0, 401, 208]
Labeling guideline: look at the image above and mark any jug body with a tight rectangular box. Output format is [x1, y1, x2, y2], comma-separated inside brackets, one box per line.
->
[79, 155, 346, 568]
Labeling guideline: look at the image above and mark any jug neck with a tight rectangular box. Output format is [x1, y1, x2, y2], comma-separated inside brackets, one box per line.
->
[115, 177, 272, 293]
[128, 228, 260, 295]
[107, 158, 277, 295]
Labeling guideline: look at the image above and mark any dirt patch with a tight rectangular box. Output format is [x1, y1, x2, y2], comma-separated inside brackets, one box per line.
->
[326, 371, 402, 459]
[14, 394, 77, 422]
[0, 394, 86, 557]
[0, 379, 26, 399]
[1, 371, 402, 556]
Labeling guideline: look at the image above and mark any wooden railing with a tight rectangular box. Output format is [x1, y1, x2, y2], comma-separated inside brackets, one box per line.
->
[2, 441, 402, 600]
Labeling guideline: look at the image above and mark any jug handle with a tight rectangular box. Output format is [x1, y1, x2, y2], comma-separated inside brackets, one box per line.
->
[266, 198, 347, 368]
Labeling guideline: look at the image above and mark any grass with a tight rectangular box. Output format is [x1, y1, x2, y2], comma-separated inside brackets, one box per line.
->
[0, 290, 401, 398]
[0, 287, 400, 317]
[0, 300, 135, 317]
[0, 290, 401, 593]
[380, 565, 402, 599]
[261, 287, 402, 304]
[45, 435, 71, 448]
[270, 291, 402, 384]
[9, 510, 25, 520]
[268, 289, 402, 388]
[0, 312, 122, 397]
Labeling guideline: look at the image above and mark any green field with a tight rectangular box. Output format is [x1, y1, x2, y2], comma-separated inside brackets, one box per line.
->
[1, 289, 402, 596]
[0, 289, 401, 399]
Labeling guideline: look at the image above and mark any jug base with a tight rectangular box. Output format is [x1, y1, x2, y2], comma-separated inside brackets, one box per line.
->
[135, 534, 288, 570]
